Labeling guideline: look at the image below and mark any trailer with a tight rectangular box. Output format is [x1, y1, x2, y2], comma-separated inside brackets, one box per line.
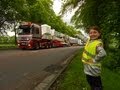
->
[17, 22, 67, 49]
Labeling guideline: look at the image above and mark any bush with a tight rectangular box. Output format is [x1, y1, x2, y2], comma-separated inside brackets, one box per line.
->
[102, 49, 120, 73]
[0, 36, 15, 44]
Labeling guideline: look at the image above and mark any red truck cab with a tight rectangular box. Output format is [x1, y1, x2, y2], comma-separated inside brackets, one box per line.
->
[17, 22, 41, 49]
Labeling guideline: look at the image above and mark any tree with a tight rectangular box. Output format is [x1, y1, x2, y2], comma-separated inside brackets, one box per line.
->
[61, 0, 120, 70]
[0, 0, 77, 44]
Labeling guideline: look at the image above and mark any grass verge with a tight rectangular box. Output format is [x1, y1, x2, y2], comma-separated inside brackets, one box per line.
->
[0, 44, 18, 50]
[50, 49, 120, 90]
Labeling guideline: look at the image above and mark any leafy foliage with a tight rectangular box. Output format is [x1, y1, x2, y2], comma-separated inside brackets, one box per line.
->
[0, 0, 77, 37]
[61, 0, 120, 71]
[0, 36, 15, 44]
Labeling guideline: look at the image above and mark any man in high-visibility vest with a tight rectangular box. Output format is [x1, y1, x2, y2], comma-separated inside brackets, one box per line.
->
[77, 26, 106, 90]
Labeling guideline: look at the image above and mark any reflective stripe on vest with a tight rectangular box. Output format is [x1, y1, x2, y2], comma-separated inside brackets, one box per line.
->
[82, 39, 102, 66]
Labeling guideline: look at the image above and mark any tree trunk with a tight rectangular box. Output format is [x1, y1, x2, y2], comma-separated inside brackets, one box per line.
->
[14, 22, 17, 45]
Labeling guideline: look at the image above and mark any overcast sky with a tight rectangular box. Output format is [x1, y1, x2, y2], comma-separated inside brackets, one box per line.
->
[53, 0, 75, 24]
[53, 0, 62, 15]
[52, 0, 87, 36]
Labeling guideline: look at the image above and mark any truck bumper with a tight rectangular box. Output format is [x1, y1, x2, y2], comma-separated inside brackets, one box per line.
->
[18, 43, 33, 49]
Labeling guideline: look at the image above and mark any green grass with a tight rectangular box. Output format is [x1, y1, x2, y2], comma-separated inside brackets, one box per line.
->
[102, 68, 120, 90]
[56, 49, 120, 90]
[0, 44, 17, 49]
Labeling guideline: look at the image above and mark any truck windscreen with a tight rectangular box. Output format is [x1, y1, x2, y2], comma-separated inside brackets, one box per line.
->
[19, 25, 30, 29]
[19, 25, 31, 34]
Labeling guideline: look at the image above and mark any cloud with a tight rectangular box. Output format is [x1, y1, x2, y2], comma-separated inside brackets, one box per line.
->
[53, 0, 75, 24]
[53, 0, 62, 15]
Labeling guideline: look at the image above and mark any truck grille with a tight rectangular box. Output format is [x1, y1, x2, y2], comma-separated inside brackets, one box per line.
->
[21, 42, 27, 45]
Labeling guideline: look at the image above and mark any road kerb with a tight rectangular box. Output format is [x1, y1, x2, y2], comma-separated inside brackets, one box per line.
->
[34, 50, 79, 90]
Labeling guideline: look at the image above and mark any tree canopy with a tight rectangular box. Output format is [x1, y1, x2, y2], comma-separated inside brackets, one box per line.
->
[61, 0, 120, 71]
[0, 0, 77, 37]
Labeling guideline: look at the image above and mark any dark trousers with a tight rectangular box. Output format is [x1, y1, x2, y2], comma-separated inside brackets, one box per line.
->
[86, 75, 103, 90]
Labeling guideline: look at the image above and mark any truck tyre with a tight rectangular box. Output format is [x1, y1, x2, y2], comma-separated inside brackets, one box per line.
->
[46, 45, 49, 49]
[34, 43, 39, 50]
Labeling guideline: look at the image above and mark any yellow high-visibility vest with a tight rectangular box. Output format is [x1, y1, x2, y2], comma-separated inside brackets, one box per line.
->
[82, 39, 103, 66]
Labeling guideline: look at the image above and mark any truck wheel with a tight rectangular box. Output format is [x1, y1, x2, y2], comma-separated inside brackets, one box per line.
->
[44, 43, 48, 49]
[49, 44, 52, 48]
[35, 43, 39, 50]
[52, 43, 55, 48]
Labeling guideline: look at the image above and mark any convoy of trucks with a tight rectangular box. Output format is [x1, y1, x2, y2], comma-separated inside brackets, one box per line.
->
[17, 22, 83, 50]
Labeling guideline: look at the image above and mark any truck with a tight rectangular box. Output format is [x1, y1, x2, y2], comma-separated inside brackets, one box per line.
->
[17, 22, 66, 50]
[68, 37, 83, 46]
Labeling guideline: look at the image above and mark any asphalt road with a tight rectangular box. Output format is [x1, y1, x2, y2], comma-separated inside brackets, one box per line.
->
[0, 46, 80, 90]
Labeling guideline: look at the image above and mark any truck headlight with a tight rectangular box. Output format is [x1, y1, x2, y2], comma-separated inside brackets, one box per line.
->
[28, 44, 31, 46]
[26, 38, 30, 40]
